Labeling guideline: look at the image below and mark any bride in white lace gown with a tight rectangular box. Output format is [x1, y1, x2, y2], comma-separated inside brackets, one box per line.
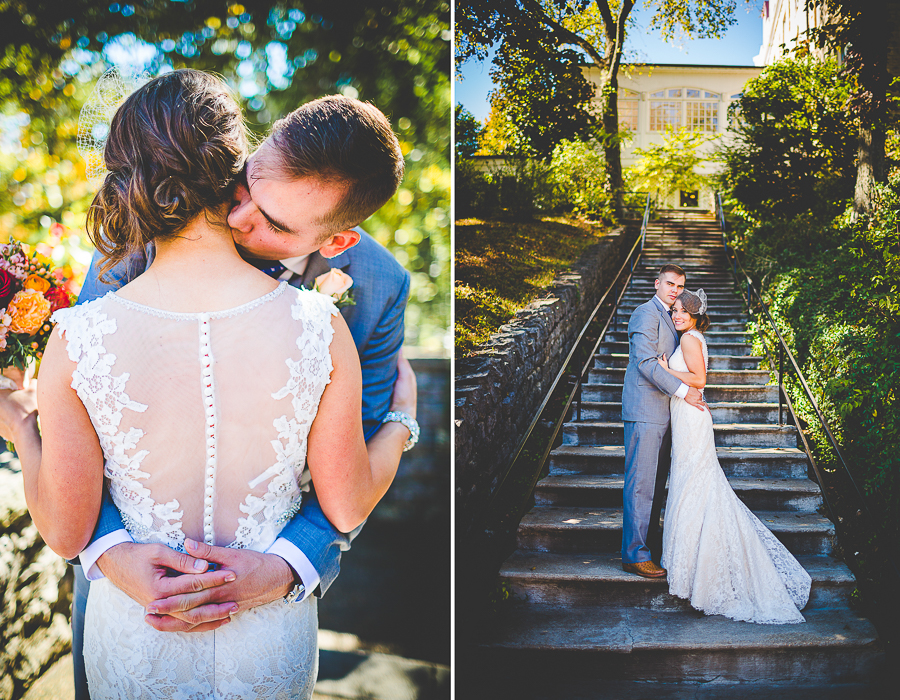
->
[657, 290, 811, 624]
[0, 70, 400, 698]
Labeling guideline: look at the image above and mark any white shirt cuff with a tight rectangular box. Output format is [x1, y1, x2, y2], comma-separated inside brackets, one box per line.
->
[674, 382, 690, 399]
[266, 538, 320, 601]
[79, 530, 134, 581]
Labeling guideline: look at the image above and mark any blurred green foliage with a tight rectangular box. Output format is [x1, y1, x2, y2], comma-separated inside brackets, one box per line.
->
[0, 0, 449, 351]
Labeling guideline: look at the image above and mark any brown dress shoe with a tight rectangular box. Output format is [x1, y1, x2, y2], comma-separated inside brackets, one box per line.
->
[622, 560, 667, 578]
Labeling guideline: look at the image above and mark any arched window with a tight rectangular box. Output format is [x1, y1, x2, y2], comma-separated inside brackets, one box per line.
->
[618, 88, 639, 132]
[649, 88, 720, 133]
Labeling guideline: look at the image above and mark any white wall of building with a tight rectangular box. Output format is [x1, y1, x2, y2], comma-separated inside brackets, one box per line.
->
[754, 0, 830, 66]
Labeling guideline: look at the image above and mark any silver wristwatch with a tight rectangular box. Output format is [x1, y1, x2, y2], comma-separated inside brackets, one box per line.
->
[284, 582, 306, 605]
[382, 410, 420, 452]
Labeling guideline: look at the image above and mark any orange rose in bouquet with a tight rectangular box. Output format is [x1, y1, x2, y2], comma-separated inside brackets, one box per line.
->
[0, 241, 73, 367]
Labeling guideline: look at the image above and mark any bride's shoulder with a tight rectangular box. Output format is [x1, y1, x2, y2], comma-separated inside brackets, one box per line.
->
[684, 329, 706, 342]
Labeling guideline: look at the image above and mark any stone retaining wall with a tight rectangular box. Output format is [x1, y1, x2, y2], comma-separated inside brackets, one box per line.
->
[455, 225, 637, 535]
[0, 458, 72, 700]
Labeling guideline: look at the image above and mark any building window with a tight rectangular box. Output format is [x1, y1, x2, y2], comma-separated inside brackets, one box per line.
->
[618, 88, 639, 132]
[650, 100, 681, 130]
[649, 88, 721, 133]
[686, 101, 718, 132]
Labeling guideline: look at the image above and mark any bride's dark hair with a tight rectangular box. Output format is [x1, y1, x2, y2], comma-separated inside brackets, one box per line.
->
[86, 69, 248, 279]
[676, 290, 710, 332]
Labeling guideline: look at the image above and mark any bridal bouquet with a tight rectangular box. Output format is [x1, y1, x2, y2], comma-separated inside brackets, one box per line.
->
[0, 240, 73, 373]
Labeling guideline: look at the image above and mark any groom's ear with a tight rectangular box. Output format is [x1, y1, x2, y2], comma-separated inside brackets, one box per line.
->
[319, 229, 361, 258]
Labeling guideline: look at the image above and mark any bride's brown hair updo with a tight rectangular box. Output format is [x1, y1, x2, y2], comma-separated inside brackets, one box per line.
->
[676, 289, 711, 332]
[86, 69, 248, 279]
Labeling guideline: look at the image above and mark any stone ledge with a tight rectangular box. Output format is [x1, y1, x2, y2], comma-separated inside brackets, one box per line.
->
[455, 225, 637, 534]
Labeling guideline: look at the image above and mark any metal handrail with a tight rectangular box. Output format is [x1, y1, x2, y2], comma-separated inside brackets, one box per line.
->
[714, 192, 881, 541]
[472, 195, 654, 535]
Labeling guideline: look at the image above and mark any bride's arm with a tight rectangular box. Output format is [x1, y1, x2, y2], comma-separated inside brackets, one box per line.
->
[659, 335, 707, 389]
[0, 331, 104, 559]
[305, 313, 401, 533]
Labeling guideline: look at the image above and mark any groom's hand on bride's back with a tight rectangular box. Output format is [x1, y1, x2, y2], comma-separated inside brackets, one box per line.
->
[684, 386, 707, 411]
[97, 541, 240, 633]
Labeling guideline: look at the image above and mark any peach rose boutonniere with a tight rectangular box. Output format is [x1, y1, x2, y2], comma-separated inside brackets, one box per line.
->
[7, 289, 53, 334]
[313, 269, 355, 309]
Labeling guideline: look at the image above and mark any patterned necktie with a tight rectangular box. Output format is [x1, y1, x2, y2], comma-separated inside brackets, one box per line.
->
[255, 260, 288, 279]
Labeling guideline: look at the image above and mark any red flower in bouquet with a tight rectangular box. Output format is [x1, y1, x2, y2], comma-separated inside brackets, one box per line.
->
[0, 269, 15, 308]
[44, 286, 72, 313]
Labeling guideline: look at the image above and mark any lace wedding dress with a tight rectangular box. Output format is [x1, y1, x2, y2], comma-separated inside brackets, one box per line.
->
[660, 329, 811, 624]
[52, 282, 337, 698]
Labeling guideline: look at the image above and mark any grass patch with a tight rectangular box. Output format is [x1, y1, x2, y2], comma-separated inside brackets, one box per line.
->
[455, 216, 611, 357]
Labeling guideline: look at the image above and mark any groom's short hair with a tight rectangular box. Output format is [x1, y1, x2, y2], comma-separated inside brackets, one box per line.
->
[266, 95, 404, 234]
[658, 264, 686, 279]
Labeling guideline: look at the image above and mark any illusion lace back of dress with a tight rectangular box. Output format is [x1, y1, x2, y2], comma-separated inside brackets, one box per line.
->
[660, 330, 812, 624]
[52, 284, 337, 698]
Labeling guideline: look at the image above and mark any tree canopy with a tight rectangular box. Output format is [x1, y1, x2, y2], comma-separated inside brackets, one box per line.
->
[456, 0, 742, 215]
[0, 0, 450, 349]
[720, 56, 856, 221]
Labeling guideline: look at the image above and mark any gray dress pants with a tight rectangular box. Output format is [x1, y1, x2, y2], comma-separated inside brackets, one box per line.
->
[622, 420, 672, 564]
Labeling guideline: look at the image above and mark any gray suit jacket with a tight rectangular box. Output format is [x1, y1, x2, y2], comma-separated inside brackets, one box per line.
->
[621, 296, 683, 424]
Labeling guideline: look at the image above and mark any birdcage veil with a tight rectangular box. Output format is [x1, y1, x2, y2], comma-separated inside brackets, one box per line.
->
[77, 67, 150, 181]
[679, 288, 708, 315]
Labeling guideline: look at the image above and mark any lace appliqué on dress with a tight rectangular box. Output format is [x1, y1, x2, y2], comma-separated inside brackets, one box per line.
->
[662, 330, 811, 624]
[53, 301, 185, 550]
[231, 290, 339, 551]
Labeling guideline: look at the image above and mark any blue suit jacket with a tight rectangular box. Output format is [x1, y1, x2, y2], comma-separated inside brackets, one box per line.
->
[77, 229, 410, 595]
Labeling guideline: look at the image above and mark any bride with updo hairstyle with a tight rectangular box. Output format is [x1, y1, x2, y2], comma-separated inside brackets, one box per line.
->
[86, 68, 248, 279]
[0, 67, 383, 698]
[674, 289, 710, 332]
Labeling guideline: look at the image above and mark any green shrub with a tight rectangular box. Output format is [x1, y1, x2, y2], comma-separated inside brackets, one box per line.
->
[547, 138, 612, 219]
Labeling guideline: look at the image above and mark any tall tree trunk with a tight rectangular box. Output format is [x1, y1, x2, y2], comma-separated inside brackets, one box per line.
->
[853, 124, 884, 219]
[601, 78, 625, 218]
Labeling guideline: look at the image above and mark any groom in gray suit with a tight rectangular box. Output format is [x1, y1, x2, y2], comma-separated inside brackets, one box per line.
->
[621, 264, 705, 578]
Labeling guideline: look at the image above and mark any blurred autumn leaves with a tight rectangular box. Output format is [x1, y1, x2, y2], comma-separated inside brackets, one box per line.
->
[0, 0, 449, 350]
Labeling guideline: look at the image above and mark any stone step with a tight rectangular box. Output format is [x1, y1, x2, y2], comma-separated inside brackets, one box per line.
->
[516, 506, 834, 556]
[500, 552, 850, 610]
[604, 330, 749, 343]
[571, 400, 786, 424]
[549, 444, 808, 479]
[614, 307, 746, 320]
[604, 321, 750, 334]
[606, 310, 749, 324]
[589, 367, 771, 386]
[533, 474, 820, 512]
[593, 354, 762, 370]
[597, 341, 751, 356]
[581, 383, 778, 403]
[472, 606, 881, 685]
[561, 421, 798, 448]
[620, 290, 742, 300]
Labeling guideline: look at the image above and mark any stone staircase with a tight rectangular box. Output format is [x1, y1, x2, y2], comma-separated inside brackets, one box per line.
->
[465, 213, 883, 697]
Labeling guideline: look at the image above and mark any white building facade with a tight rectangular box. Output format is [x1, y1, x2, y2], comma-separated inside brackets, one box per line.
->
[754, 0, 832, 66]
[583, 64, 762, 210]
